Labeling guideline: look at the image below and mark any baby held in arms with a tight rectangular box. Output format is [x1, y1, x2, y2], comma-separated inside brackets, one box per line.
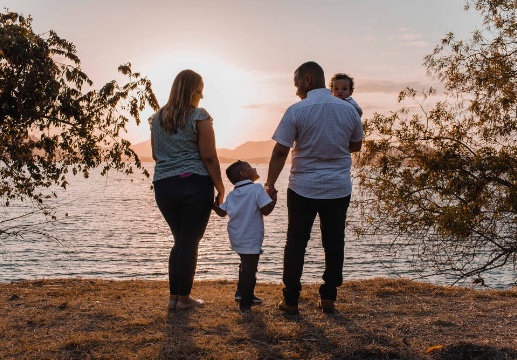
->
[329, 72, 363, 117]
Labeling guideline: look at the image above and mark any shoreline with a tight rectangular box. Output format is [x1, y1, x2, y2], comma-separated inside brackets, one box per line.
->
[2, 277, 516, 359]
[2, 275, 516, 290]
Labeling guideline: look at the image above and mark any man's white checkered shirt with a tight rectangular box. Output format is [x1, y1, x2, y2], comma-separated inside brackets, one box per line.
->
[272, 88, 364, 199]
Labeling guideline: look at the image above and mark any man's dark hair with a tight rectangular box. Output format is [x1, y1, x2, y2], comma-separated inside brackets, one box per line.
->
[226, 160, 245, 185]
[295, 61, 325, 87]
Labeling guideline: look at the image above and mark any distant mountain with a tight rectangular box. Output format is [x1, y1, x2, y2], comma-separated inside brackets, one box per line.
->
[131, 139, 281, 163]
[217, 140, 276, 163]
[131, 140, 153, 162]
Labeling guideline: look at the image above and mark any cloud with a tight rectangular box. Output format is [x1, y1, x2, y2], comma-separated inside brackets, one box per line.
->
[363, 34, 379, 43]
[395, 29, 433, 49]
[242, 102, 290, 114]
[400, 40, 433, 49]
[358, 79, 443, 93]
[399, 33, 424, 41]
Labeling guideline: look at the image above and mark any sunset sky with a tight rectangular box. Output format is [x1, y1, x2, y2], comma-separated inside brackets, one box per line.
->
[2, 0, 483, 149]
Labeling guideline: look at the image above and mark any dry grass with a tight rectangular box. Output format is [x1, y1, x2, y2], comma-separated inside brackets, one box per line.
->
[1, 278, 516, 359]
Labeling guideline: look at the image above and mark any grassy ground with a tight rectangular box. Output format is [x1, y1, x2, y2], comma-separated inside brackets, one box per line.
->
[1, 278, 516, 359]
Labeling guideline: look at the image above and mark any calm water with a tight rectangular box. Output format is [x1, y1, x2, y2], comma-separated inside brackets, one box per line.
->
[1, 164, 514, 289]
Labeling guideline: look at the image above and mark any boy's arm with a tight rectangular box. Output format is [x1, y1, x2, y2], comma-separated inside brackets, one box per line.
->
[260, 190, 277, 216]
[212, 201, 227, 217]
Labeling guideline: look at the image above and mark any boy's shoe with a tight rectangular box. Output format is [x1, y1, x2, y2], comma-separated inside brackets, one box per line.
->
[239, 305, 252, 315]
[251, 294, 263, 305]
[234, 290, 263, 305]
[318, 299, 335, 313]
[277, 300, 299, 315]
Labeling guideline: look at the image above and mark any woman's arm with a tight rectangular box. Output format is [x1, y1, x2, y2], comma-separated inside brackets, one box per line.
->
[150, 128, 157, 161]
[197, 118, 225, 204]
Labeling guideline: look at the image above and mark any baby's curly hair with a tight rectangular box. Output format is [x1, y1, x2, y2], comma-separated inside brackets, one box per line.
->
[329, 73, 355, 92]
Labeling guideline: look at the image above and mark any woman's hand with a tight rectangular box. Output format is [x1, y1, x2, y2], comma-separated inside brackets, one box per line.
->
[215, 190, 224, 206]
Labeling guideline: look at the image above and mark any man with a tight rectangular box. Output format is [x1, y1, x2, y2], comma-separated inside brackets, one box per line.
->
[265, 61, 363, 314]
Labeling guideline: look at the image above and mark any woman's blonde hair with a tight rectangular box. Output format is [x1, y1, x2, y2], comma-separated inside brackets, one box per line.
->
[159, 69, 202, 134]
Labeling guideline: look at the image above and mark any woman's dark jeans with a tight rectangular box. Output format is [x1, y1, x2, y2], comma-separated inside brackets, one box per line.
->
[283, 188, 351, 306]
[154, 174, 214, 296]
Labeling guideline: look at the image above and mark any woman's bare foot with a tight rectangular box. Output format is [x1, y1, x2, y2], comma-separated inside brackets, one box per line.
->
[168, 295, 178, 311]
[176, 296, 204, 309]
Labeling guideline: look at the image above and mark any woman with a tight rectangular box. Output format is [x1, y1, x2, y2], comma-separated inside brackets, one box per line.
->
[150, 69, 224, 310]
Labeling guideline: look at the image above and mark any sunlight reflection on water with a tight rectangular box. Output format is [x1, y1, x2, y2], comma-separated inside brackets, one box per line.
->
[1, 163, 514, 289]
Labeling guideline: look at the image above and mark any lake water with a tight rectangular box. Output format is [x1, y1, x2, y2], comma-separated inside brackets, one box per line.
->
[1, 163, 514, 289]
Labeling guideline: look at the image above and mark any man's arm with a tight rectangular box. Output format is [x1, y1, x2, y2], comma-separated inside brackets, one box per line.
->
[265, 142, 290, 193]
[349, 140, 362, 153]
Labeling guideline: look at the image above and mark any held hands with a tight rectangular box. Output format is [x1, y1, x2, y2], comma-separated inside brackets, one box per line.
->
[260, 186, 278, 216]
[265, 184, 277, 198]
[211, 190, 226, 217]
[212, 198, 227, 217]
[265, 184, 278, 212]
[215, 190, 224, 206]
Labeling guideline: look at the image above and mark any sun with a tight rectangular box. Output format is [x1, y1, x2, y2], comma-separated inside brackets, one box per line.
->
[131, 51, 257, 148]
[126, 51, 292, 149]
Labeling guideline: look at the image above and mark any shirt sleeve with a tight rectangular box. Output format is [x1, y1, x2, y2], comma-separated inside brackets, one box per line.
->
[272, 106, 296, 148]
[255, 185, 272, 209]
[148, 112, 157, 130]
[219, 199, 229, 212]
[192, 107, 213, 132]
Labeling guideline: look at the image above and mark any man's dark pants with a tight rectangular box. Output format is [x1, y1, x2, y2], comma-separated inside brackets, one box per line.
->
[282, 188, 351, 306]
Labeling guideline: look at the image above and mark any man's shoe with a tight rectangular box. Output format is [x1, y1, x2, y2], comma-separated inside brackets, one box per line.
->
[318, 299, 335, 313]
[278, 300, 299, 315]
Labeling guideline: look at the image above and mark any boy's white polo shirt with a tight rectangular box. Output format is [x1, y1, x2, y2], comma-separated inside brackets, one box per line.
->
[219, 179, 273, 254]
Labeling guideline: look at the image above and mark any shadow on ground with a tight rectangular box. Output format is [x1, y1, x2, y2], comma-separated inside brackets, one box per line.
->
[430, 342, 517, 360]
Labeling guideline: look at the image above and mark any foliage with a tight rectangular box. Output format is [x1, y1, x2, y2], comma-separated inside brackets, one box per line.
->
[0, 11, 159, 215]
[354, 0, 517, 286]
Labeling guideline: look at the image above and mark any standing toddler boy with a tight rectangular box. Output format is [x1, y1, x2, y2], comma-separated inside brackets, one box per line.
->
[213, 160, 277, 313]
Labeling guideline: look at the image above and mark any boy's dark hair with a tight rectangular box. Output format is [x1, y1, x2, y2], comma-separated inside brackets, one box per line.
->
[329, 73, 355, 92]
[226, 160, 245, 185]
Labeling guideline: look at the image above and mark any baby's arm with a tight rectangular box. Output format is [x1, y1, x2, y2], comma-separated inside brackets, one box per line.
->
[260, 189, 278, 216]
[212, 201, 227, 217]
[346, 96, 363, 117]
